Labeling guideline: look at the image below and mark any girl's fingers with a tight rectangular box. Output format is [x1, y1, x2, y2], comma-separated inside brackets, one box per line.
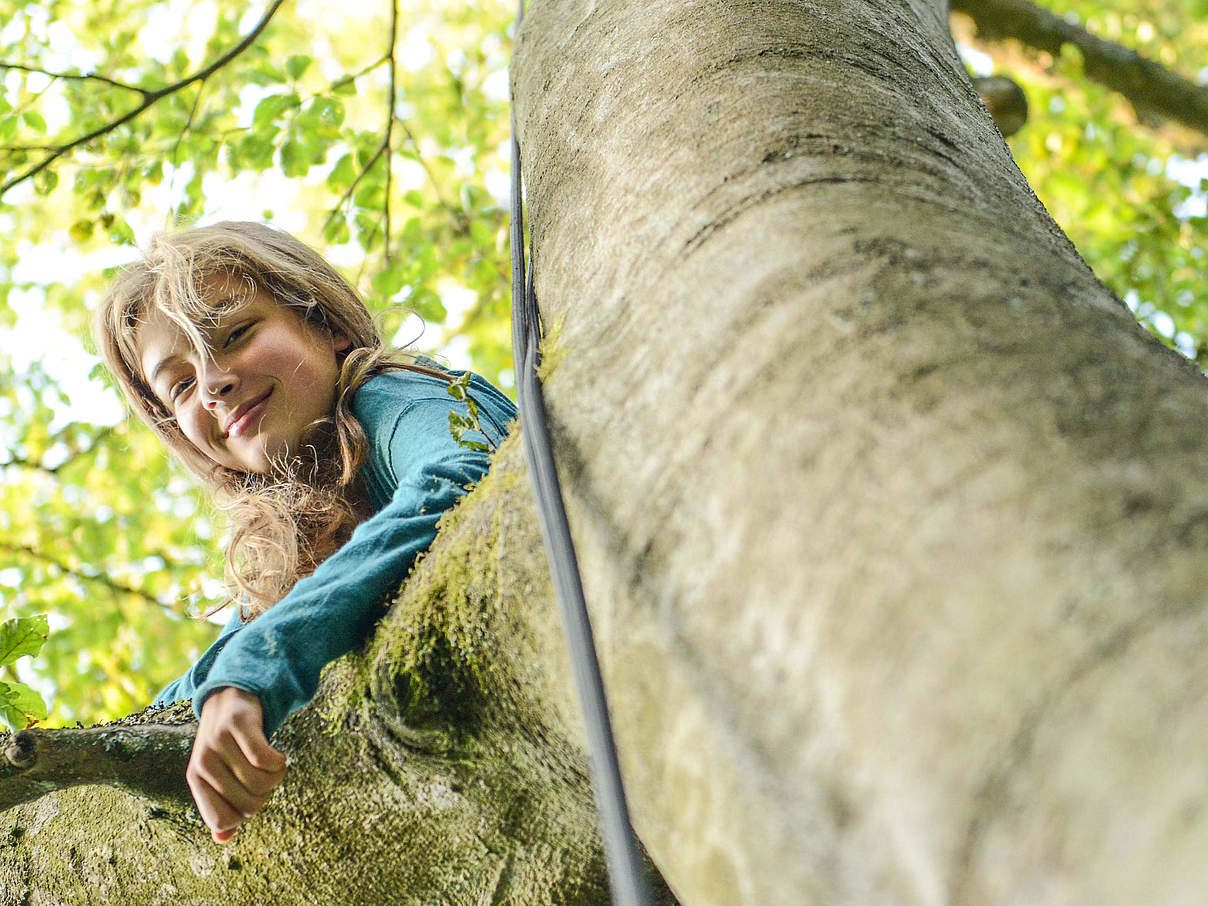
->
[187, 769, 249, 839]
[190, 745, 270, 818]
[213, 729, 285, 796]
[189, 687, 288, 842]
[227, 710, 288, 776]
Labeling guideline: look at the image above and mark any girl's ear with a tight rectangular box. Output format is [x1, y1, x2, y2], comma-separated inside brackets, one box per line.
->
[332, 331, 352, 353]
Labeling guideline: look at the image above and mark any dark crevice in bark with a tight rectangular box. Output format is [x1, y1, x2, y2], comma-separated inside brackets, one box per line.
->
[680, 176, 879, 256]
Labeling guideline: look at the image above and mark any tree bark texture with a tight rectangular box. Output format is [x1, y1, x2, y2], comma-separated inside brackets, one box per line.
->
[5, 0, 1208, 903]
[512, 1, 1208, 904]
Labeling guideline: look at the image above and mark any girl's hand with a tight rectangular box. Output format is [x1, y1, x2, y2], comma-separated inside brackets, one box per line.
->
[187, 687, 288, 844]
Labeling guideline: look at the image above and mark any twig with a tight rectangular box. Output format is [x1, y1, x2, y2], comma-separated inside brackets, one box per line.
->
[0, 424, 117, 475]
[0, 61, 147, 95]
[0, 541, 174, 610]
[322, 140, 388, 231]
[396, 118, 471, 235]
[330, 54, 391, 94]
[0, 0, 287, 200]
[383, 0, 399, 264]
[170, 79, 208, 172]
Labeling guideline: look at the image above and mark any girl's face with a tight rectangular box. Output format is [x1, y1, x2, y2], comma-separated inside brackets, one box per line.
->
[136, 278, 348, 474]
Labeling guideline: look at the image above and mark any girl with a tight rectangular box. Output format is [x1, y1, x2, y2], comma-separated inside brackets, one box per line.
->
[95, 221, 515, 843]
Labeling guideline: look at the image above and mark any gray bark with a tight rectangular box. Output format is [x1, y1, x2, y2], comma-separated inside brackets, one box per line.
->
[514, 0, 1208, 904]
[5, 0, 1208, 904]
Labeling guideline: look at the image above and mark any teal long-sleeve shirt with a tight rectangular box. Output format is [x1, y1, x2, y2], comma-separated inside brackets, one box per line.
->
[153, 367, 515, 737]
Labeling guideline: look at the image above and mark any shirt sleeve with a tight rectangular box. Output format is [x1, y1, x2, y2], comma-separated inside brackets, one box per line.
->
[185, 392, 502, 737]
[153, 607, 246, 708]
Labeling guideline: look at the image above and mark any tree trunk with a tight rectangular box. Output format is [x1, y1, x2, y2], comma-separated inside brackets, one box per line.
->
[5, 0, 1208, 903]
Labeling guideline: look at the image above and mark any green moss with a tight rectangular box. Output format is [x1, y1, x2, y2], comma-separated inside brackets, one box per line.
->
[535, 315, 570, 382]
[335, 437, 529, 739]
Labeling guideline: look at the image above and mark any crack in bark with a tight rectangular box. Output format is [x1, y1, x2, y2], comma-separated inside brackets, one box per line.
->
[681, 175, 880, 256]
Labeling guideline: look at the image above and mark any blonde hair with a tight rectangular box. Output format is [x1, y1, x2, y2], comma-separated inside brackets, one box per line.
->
[95, 221, 447, 618]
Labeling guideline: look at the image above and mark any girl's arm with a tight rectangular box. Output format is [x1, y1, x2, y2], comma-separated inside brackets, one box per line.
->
[182, 378, 513, 840]
[153, 607, 247, 708]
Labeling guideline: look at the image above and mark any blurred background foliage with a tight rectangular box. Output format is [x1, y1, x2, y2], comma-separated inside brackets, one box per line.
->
[0, 0, 1204, 725]
[953, 0, 1208, 360]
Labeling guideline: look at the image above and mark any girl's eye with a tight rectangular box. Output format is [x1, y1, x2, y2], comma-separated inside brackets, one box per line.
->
[169, 376, 195, 401]
[224, 324, 252, 348]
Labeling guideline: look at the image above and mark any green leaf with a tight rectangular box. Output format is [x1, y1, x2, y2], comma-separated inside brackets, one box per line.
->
[326, 153, 356, 190]
[0, 615, 49, 668]
[280, 139, 307, 178]
[371, 266, 406, 299]
[21, 111, 47, 134]
[286, 54, 312, 80]
[252, 93, 296, 129]
[33, 169, 59, 196]
[303, 97, 344, 130]
[0, 680, 48, 732]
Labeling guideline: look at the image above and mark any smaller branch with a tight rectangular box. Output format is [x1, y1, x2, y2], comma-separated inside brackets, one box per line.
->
[322, 140, 388, 231]
[0, 455, 58, 476]
[170, 79, 207, 172]
[951, 0, 1208, 140]
[0, 424, 118, 476]
[396, 118, 472, 236]
[0, 718, 195, 815]
[0, 541, 173, 609]
[383, 0, 399, 264]
[0, 61, 148, 95]
[0, 0, 286, 200]
[330, 54, 391, 94]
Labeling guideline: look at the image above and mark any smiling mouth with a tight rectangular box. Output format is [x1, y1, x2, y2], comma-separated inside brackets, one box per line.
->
[225, 390, 272, 439]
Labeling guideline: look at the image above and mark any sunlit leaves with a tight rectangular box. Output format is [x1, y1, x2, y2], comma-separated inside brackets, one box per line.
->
[0, 614, 48, 730]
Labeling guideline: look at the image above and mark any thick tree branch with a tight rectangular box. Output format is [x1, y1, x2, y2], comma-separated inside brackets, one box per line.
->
[0, 714, 194, 814]
[951, 0, 1208, 139]
[0, 0, 286, 200]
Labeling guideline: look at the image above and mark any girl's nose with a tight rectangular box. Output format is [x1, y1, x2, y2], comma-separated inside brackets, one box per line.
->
[201, 365, 238, 410]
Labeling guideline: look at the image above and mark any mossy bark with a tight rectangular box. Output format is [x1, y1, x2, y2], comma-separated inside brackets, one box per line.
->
[0, 445, 676, 904]
[5, 0, 1208, 903]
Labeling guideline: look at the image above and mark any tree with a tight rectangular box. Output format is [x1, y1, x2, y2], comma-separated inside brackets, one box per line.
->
[3, 0, 1208, 903]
